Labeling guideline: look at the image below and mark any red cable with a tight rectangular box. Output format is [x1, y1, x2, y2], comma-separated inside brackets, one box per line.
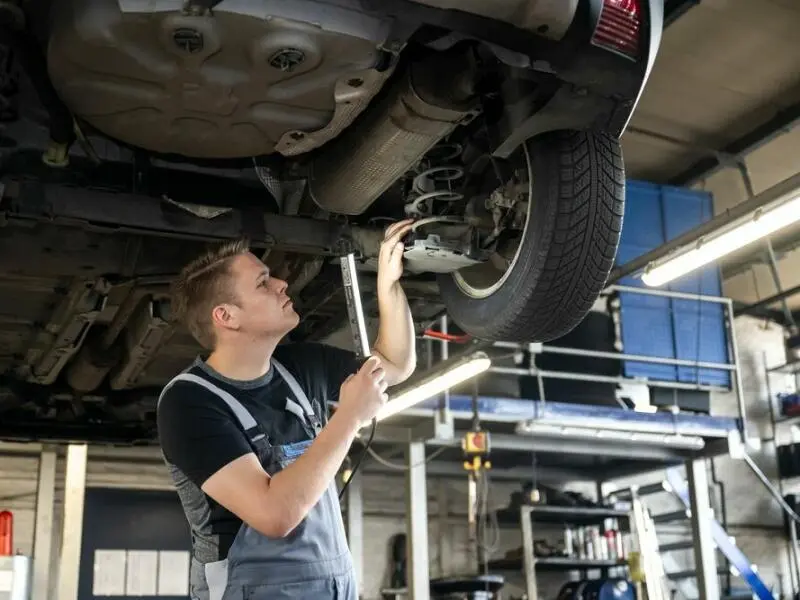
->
[423, 329, 472, 343]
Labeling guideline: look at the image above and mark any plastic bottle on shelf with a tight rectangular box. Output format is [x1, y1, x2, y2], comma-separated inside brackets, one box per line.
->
[591, 526, 602, 560]
[615, 519, 625, 560]
[564, 526, 575, 558]
[604, 518, 617, 561]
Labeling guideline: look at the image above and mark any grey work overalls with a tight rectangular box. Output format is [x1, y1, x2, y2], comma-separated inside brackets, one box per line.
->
[160, 359, 358, 600]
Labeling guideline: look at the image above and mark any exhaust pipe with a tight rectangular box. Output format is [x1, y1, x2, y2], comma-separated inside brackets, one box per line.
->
[308, 48, 481, 216]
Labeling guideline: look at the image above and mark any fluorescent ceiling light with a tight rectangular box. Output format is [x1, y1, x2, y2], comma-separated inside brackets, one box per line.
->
[641, 190, 800, 287]
[372, 351, 492, 423]
[515, 421, 706, 450]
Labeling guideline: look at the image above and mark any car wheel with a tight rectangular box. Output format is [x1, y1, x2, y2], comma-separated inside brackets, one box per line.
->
[438, 129, 625, 342]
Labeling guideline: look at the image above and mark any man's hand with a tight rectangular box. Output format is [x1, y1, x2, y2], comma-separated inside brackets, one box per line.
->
[376, 218, 414, 293]
[338, 356, 388, 424]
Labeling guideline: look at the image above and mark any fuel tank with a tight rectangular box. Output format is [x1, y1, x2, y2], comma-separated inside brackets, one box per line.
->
[45, 0, 395, 159]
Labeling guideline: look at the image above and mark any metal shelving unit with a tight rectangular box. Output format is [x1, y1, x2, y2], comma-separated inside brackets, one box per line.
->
[485, 503, 633, 599]
[487, 556, 626, 572]
[764, 350, 800, 592]
[494, 503, 630, 525]
[765, 350, 800, 451]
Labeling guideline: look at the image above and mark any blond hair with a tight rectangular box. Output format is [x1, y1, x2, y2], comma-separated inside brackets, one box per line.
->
[170, 238, 250, 349]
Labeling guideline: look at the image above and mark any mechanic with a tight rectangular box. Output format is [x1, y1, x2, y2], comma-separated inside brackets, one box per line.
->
[156, 219, 417, 600]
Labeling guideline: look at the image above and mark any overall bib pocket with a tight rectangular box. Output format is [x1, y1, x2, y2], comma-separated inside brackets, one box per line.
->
[243, 577, 336, 600]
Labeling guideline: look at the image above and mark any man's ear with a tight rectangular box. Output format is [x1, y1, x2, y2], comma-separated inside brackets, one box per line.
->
[211, 304, 239, 331]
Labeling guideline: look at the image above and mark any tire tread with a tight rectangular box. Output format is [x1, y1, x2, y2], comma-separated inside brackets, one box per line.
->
[440, 130, 625, 342]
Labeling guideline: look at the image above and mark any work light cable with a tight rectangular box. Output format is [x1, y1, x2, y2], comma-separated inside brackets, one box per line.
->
[339, 417, 376, 500]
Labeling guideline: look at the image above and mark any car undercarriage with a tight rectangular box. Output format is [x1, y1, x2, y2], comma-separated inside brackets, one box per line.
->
[0, 0, 662, 442]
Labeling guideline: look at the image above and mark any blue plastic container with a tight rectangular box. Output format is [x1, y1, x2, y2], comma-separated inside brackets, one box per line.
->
[556, 579, 636, 600]
[780, 392, 800, 418]
[582, 578, 636, 600]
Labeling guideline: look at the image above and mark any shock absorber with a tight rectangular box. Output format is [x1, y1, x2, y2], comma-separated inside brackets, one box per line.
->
[404, 143, 465, 217]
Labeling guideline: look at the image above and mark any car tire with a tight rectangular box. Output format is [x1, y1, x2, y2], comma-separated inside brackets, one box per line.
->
[437, 129, 625, 342]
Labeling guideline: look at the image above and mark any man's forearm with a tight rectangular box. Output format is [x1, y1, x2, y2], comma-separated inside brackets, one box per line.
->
[264, 409, 360, 535]
[373, 281, 416, 385]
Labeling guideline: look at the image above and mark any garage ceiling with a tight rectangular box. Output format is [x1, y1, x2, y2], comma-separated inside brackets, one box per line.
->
[0, 0, 797, 444]
[621, 0, 800, 320]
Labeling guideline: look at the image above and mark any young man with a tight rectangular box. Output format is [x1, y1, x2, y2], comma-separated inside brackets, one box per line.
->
[157, 220, 417, 600]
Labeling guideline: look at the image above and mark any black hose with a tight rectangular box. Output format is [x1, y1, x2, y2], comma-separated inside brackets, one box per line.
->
[338, 418, 376, 500]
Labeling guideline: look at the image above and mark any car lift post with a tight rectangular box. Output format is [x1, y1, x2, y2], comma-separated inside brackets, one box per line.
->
[55, 444, 88, 600]
[32, 447, 57, 600]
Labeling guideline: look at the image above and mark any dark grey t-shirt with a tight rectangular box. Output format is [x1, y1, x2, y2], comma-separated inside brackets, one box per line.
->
[157, 342, 358, 562]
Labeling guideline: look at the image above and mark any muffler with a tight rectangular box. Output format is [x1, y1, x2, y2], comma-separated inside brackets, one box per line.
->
[308, 48, 481, 215]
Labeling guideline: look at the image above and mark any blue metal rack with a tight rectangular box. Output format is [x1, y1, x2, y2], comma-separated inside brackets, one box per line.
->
[417, 394, 739, 437]
[615, 180, 732, 388]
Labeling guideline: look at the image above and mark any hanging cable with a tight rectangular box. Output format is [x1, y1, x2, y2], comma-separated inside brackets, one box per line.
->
[338, 418, 376, 500]
[476, 470, 501, 560]
[360, 441, 450, 471]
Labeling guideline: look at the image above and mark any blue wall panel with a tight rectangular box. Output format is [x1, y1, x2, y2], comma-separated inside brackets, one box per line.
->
[617, 180, 731, 388]
[616, 181, 676, 381]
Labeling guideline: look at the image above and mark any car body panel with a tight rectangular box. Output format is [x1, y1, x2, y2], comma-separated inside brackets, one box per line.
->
[47, 0, 396, 159]
[409, 0, 580, 40]
[40, 0, 660, 163]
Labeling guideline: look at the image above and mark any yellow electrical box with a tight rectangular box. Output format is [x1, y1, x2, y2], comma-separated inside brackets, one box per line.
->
[462, 430, 491, 472]
[463, 430, 490, 455]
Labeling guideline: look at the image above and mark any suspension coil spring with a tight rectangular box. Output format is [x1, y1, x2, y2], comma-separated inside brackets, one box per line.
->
[405, 143, 465, 217]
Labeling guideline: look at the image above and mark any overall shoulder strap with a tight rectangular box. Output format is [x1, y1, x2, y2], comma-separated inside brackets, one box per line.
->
[159, 373, 267, 445]
[271, 359, 322, 434]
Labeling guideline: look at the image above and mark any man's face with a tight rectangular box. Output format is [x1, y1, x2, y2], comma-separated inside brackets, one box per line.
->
[222, 252, 299, 339]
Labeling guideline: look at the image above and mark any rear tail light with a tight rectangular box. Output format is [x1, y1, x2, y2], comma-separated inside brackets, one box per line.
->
[591, 0, 642, 59]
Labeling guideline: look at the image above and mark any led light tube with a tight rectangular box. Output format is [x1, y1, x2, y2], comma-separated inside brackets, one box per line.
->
[642, 191, 800, 287]
[373, 351, 492, 423]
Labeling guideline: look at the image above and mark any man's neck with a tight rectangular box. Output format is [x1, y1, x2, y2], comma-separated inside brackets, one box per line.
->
[205, 338, 279, 382]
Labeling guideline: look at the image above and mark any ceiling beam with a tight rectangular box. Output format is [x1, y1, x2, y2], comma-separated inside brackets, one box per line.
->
[734, 283, 800, 317]
[731, 301, 788, 326]
[609, 171, 800, 284]
[720, 224, 800, 279]
[664, 0, 702, 28]
[669, 101, 800, 187]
